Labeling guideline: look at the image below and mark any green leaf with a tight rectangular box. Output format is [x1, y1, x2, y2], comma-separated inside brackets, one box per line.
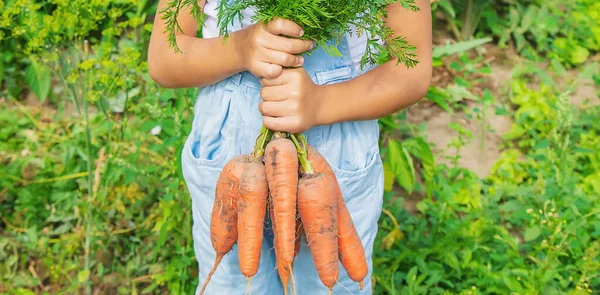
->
[13, 289, 36, 295]
[437, 0, 455, 18]
[566, 218, 586, 234]
[404, 137, 435, 197]
[432, 57, 444, 67]
[442, 251, 460, 270]
[573, 147, 595, 154]
[7, 255, 17, 267]
[25, 59, 51, 102]
[524, 225, 541, 241]
[416, 200, 428, 214]
[142, 283, 159, 294]
[503, 272, 523, 292]
[97, 263, 105, 277]
[432, 37, 492, 58]
[78, 269, 90, 282]
[578, 62, 599, 80]
[383, 162, 395, 192]
[519, 5, 537, 32]
[513, 31, 527, 52]
[406, 266, 419, 283]
[550, 58, 567, 77]
[570, 46, 590, 65]
[499, 200, 522, 213]
[387, 139, 415, 193]
[425, 87, 452, 112]
[534, 139, 551, 150]
[381, 227, 403, 250]
[158, 221, 168, 247]
[379, 115, 400, 130]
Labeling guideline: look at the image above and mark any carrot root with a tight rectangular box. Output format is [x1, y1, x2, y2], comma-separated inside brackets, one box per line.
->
[359, 280, 364, 290]
[198, 254, 224, 295]
[289, 262, 297, 295]
[244, 276, 253, 295]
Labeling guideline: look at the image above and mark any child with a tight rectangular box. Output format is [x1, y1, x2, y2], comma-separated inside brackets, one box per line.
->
[148, 0, 432, 294]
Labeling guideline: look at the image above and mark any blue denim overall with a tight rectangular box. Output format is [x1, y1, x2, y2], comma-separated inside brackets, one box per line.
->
[181, 6, 385, 294]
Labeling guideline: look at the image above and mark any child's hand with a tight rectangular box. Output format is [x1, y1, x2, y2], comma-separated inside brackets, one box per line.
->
[232, 18, 314, 79]
[258, 68, 324, 133]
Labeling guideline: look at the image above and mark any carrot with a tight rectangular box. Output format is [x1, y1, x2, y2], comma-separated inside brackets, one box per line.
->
[307, 145, 368, 289]
[269, 196, 293, 295]
[297, 172, 339, 291]
[265, 134, 299, 277]
[199, 154, 246, 295]
[237, 160, 269, 278]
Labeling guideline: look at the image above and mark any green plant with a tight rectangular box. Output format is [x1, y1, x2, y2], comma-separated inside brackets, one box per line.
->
[461, 88, 495, 152]
[373, 89, 600, 295]
[378, 112, 436, 198]
[1, 74, 198, 295]
[0, 2, 197, 293]
[433, 0, 493, 41]
[424, 37, 493, 111]
[481, 0, 600, 66]
[0, 0, 155, 100]
[446, 123, 473, 168]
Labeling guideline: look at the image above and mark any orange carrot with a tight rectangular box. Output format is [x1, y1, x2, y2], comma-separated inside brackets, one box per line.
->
[265, 135, 299, 275]
[269, 196, 293, 295]
[297, 172, 339, 291]
[199, 155, 246, 295]
[237, 160, 269, 278]
[307, 145, 368, 289]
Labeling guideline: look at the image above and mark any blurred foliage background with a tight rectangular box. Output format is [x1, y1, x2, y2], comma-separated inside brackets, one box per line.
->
[1, 0, 599, 294]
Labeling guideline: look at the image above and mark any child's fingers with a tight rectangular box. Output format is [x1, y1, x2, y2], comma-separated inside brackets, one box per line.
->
[258, 101, 291, 117]
[260, 68, 301, 86]
[260, 85, 287, 101]
[254, 62, 283, 79]
[260, 75, 286, 87]
[263, 116, 302, 133]
[264, 17, 304, 38]
[264, 35, 314, 55]
[263, 50, 304, 68]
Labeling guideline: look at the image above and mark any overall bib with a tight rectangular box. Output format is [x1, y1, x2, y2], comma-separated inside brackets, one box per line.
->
[181, 5, 385, 293]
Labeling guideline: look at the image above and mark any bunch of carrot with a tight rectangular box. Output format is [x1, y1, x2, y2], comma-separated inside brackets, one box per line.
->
[199, 126, 368, 294]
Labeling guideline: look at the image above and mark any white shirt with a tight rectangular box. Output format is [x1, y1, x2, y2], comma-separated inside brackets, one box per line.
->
[202, 0, 373, 71]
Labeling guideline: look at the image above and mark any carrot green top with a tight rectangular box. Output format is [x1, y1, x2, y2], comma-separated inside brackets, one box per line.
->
[162, 0, 421, 70]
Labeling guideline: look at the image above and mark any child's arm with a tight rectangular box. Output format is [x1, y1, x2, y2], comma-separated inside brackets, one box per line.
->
[148, 0, 314, 88]
[257, 0, 433, 133]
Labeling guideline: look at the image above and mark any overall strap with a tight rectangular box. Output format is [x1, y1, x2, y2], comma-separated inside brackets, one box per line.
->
[302, 36, 357, 83]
